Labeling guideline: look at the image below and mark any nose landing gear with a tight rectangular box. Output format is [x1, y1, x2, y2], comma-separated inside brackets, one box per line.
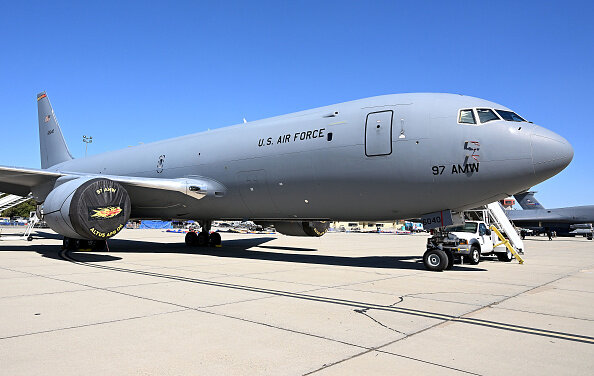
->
[423, 248, 448, 271]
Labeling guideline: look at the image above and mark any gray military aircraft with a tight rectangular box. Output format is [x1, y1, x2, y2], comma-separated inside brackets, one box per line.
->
[0, 92, 574, 252]
[507, 192, 594, 239]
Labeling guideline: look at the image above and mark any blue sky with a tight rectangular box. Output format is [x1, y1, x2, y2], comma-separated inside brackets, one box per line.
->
[1, 1, 592, 207]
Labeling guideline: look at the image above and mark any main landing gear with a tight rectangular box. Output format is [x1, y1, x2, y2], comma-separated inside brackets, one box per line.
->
[185, 220, 222, 248]
[62, 237, 106, 251]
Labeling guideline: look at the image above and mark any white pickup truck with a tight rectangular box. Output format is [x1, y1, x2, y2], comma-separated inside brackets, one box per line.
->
[424, 220, 513, 271]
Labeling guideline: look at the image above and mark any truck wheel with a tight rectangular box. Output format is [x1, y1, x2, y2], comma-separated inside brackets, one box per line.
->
[497, 249, 513, 262]
[423, 249, 448, 271]
[467, 245, 480, 265]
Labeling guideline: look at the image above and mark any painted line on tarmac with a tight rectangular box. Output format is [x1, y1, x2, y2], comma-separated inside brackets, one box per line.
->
[60, 249, 594, 344]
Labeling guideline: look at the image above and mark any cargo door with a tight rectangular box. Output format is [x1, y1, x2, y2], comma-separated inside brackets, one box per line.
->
[365, 110, 393, 156]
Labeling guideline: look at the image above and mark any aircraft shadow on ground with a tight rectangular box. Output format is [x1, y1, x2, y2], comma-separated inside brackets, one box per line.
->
[79, 236, 486, 271]
[0, 231, 123, 262]
[0, 232, 486, 271]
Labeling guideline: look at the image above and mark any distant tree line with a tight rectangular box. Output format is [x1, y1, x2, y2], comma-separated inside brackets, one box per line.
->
[1, 199, 37, 218]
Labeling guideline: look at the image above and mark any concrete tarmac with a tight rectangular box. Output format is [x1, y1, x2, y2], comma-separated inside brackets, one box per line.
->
[0, 228, 593, 375]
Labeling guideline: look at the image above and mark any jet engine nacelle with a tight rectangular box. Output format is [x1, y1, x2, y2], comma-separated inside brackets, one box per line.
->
[264, 221, 330, 237]
[42, 177, 131, 240]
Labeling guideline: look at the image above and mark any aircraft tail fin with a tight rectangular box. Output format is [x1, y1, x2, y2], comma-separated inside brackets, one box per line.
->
[37, 92, 73, 169]
[514, 191, 544, 210]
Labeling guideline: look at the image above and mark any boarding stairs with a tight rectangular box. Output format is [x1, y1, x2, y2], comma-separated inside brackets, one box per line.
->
[464, 202, 525, 263]
[0, 193, 32, 213]
[486, 202, 524, 252]
[0, 213, 39, 241]
[486, 202, 525, 263]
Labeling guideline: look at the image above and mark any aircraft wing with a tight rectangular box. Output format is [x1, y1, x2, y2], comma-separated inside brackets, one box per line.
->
[506, 210, 559, 222]
[0, 165, 64, 196]
[0, 165, 226, 215]
[96, 174, 226, 212]
[506, 207, 594, 224]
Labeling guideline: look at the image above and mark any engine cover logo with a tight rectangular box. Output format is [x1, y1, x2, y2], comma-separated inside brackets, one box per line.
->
[89, 206, 123, 219]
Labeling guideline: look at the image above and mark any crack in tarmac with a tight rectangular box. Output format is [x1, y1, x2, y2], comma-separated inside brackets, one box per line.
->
[353, 296, 407, 335]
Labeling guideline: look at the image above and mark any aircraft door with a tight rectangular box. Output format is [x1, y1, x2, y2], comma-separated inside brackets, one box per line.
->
[365, 110, 393, 156]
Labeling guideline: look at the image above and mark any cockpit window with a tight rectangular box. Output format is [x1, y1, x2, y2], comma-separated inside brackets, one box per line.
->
[476, 108, 500, 123]
[459, 109, 476, 124]
[495, 109, 526, 122]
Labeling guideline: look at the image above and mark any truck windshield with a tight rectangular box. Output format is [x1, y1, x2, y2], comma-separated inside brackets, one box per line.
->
[447, 222, 478, 233]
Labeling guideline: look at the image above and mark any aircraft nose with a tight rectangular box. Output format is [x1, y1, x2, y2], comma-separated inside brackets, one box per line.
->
[531, 125, 573, 180]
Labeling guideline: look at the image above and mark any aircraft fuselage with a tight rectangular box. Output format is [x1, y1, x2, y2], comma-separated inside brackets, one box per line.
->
[47, 93, 573, 221]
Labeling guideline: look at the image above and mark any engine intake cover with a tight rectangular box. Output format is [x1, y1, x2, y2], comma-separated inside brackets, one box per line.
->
[43, 178, 131, 240]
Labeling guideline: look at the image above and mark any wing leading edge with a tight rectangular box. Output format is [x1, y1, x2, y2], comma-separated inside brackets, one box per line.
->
[0, 165, 63, 196]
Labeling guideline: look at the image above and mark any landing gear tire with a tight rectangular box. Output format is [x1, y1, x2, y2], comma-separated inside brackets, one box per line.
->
[209, 232, 222, 247]
[62, 237, 72, 250]
[89, 240, 106, 251]
[185, 231, 198, 247]
[423, 248, 448, 271]
[197, 232, 209, 247]
[445, 250, 454, 270]
[74, 239, 89, 250]
[497, 249, 513, 262]
[65, 238, 80, 251]
[467, 245, 481, 265]
[63, 237, 99, 251]
[588, 235, 593, 241]
[27, 236, 33, 242]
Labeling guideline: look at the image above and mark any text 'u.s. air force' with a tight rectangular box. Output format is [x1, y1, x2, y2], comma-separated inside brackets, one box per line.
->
[258, 128, 325, 147]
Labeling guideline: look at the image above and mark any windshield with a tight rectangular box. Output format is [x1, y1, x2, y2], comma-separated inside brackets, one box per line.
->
[495, 109, 526, 122]
[459, 109, 476, 124]
[476, 109, 500, 123]
[447, 222, 478, 233]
